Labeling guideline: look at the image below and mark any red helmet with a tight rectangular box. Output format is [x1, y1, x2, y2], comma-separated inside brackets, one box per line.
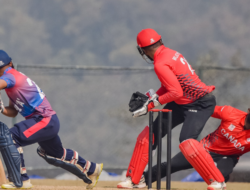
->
[137, 28, 161, 48]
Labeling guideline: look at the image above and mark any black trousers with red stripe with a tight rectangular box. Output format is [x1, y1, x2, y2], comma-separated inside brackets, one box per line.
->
[10, 114, 96, 180]
[10, 114, 63, 158]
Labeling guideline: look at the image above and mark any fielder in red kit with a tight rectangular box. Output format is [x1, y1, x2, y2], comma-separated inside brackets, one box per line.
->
[118, 29, 222, 189]
[143, 105, 250, 190]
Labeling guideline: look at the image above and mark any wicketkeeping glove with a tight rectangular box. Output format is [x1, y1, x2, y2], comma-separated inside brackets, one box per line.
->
[130, 89, 161, 118]
[0, 93, 5, 113]
[129, 92, 149, 112]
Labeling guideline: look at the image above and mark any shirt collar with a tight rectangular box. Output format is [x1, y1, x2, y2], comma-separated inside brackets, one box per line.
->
[153, 45, 165, 64]
[3, 67, 12, 74]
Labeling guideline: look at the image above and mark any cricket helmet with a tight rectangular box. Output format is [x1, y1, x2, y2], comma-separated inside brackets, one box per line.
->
[0, 50, 12, 68]
[137, 28, 161, 48]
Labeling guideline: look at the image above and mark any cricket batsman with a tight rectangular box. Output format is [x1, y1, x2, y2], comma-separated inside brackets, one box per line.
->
[142, 105, 250, 190]
[0, 50, 103, 189]
[118, 28, 222, 188]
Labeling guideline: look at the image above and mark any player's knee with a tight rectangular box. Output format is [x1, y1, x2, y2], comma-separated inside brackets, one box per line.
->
[179, 132, 197, 143]
[179, 135, 188, 143]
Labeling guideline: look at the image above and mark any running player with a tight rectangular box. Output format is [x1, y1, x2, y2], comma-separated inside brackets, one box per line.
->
[0, 50, 103, 189]
[118, 28, 217, 188]
[140, 105, 250, 190]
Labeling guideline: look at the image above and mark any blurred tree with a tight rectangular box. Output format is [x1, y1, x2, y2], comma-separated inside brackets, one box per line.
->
[1, 0, 250, 67]
[196, 49, 219, 66]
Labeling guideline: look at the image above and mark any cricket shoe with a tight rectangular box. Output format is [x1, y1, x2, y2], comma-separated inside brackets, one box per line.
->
[117, 176, 146, 189]
[86, 163, 103, 189]
[207, 181, 226, 190]
[1, 179, 33, 189]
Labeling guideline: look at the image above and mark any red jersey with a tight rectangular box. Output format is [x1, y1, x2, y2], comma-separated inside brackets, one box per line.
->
[153, 45, 215, 105]
[201, 105, 249, 157]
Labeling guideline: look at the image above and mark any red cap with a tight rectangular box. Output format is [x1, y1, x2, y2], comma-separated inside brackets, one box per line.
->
[137, 28, 161, 48]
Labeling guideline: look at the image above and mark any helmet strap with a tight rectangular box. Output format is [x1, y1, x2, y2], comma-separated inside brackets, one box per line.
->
[137, 46, 154, 64]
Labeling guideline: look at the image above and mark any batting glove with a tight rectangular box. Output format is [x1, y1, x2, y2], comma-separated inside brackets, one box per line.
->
[0, 93, 5, 113]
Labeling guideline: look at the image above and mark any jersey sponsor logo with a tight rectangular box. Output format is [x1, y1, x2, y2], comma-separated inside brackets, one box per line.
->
[221, 129, 245, 152]
[188, 109, 197, 112]
[14, 104, 22, 112]
[14, 98, 24, 113]
[172, 52, 180, 61]
[16, 98, 24, 107]
[228, 124, 235, 131]
[221, 106, 225, 112]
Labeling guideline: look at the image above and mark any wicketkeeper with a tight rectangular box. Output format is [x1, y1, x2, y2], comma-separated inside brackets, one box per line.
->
[118, 29, 220, 189]
[0, 50, 103, 189]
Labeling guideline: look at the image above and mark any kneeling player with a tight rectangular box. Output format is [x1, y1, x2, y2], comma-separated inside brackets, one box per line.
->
[120, 105, 250, 190]
[0, 50, 103, 189]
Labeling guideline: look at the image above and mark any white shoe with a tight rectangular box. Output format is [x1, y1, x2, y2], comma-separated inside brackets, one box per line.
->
[223, 182, 226, 190]
[1, 179, 33, 189]
[117, 176, 146, 189]
[207, 181, 226, 190]
[86, 163, 103, 189]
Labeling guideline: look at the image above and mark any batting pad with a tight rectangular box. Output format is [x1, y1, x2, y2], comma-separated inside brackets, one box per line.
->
[0, 122, 22, 187]
[179, 139, 224, 185]
[126, 126, 152, 184]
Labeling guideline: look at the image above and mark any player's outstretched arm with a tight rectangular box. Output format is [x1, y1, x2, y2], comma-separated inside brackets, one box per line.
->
[0, 79, 18, 117]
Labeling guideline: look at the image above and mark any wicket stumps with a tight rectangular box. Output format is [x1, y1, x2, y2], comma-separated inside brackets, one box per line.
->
[148, 109, 172, 190]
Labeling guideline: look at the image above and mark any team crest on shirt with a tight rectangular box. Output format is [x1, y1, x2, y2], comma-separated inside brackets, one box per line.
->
[228, 124, 235, 131]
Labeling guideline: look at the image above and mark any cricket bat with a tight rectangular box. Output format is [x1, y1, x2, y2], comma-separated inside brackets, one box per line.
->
[0, 158, 7, 185]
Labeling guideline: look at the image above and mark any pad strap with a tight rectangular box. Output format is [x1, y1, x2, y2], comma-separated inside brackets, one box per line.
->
[17, 147, 23, 154]
[61, 148, 67, 161]
[21, 167, 27, 175]
[70, 150, 79, 165]
[83, 160, 91, 174]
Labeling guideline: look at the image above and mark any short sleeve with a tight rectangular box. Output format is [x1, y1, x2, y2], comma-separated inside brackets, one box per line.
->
[0, 73, 16, 88]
